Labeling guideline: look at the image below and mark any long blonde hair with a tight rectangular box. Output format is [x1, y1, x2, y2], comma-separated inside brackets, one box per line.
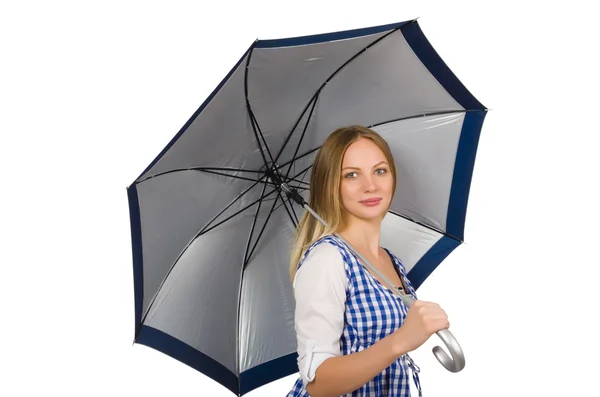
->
[288, 125, 397, 282]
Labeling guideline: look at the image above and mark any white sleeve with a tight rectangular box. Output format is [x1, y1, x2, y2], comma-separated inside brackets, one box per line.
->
[292, 242, 347, 387]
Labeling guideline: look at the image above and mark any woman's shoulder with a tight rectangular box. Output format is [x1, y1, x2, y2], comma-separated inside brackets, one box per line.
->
[294, 235, 350, 290]
[301, 234, 346, 264]
[296, 234, 358, 277]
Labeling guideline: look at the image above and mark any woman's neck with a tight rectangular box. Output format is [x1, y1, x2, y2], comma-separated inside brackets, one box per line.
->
[337, 218, 382, 258]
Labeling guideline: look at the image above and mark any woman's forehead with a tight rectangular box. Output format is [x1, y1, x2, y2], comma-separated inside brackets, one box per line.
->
[342, 139, 387, 166]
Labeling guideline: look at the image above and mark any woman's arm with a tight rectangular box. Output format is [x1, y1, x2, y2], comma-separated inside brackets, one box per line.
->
[306, 300, 447, 397]
[305, 331, 411, 397]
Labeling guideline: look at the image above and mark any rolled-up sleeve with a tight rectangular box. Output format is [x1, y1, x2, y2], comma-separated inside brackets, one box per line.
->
[292, 243, 347, 387]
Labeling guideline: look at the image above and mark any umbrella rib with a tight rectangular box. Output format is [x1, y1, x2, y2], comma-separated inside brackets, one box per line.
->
[273, 94, 318, 165]
[387, 209, 463, 243]
[278, 146, 320, 170]
[197, 167, 263, 173]
[289, 180, 310, 190]
[200, 168, 276, 185]
[244, 192, 282, 268]
[293, 158, 297, 186]
[281, 168, 311, 215]
[290, 178, 309, 187]
[233, 186, 270, 382]
[273, 24, 405, 165]
[200, 188, 279, 237]
[289, 164, 313, 184]
[199, 176, 272, 235]
[243, 181, 269, 266]
[252, 111, 277, 165]
[279, 191, 299, 225]
[368, 109, 473, 129]
[283, 94, 320, 180]
[259, 196, 278, 202]
[278, 164, 310, 187]
[293, 167, 311, 191]
[272, 198, 288, 213]
[283, 164, 307, 224]
[134, 166, 264, 185]
[244, 43, 276, 169]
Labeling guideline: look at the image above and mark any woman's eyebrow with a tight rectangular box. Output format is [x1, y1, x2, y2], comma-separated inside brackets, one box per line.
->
[342, 161, 388, 171]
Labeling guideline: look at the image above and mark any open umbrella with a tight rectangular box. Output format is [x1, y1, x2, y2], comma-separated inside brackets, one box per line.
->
[127, 19, 487, 395]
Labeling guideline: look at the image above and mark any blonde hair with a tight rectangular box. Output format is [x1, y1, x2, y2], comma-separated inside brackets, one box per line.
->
[288, 125, 397, 282]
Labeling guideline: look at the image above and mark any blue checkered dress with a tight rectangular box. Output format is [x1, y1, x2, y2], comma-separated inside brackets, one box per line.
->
[287, 235, 422, 397]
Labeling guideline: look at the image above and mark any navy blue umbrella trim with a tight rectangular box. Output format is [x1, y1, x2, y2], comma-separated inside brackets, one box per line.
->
[408, 235, 461, 290]
[137, 325, 299, 395]
[255, 20, 412, 48]
[402, 22, 486, 111]
[446, 110, 487, 241]
[136, 325, 240, 394]
[127, 184, 144, 334]
[239, 352, 299, 395]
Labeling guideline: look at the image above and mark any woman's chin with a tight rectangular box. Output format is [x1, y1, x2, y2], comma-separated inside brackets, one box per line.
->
[350, 208, 388, 222]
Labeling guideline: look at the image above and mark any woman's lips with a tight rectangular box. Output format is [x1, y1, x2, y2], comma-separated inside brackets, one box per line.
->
[359, 198, 382, 206]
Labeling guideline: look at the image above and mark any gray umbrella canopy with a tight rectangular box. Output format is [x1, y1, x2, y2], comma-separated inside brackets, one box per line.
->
[127, 19, 486, 395]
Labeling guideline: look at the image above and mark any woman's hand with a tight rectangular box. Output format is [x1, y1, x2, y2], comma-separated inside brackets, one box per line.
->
[393, 300, 450, 354]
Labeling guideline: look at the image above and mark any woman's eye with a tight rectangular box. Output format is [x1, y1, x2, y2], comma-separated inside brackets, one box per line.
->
[344, 172, 357, 178]
[375, 168, 387, 175]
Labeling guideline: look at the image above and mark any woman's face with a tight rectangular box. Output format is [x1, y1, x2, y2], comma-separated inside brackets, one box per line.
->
[339, 138, 394, 224]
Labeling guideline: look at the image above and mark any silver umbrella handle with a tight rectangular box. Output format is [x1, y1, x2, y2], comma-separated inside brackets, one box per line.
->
[284, 190, 466, 372]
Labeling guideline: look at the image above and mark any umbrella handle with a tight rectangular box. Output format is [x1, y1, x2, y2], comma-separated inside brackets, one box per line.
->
[433, 328, 465, 372]
[401, 294, 465, 373]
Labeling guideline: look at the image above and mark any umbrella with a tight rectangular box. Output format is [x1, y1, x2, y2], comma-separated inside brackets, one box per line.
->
[127, 19, 487, 395]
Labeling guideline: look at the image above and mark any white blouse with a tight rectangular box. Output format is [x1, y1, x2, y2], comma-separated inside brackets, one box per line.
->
[292, 243, 348, 387]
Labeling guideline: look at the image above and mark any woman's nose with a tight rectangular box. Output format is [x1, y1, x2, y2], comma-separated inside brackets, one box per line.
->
[363, 175, 376, 191]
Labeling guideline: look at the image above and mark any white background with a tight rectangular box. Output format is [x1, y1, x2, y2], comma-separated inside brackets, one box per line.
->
[2, 1, 599, 396]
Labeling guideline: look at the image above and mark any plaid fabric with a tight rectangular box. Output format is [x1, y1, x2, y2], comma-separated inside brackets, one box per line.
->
[287, 235, 422, 397]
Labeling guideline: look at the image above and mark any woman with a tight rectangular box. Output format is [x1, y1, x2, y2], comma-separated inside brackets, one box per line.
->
[286, 125, 450, 397]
